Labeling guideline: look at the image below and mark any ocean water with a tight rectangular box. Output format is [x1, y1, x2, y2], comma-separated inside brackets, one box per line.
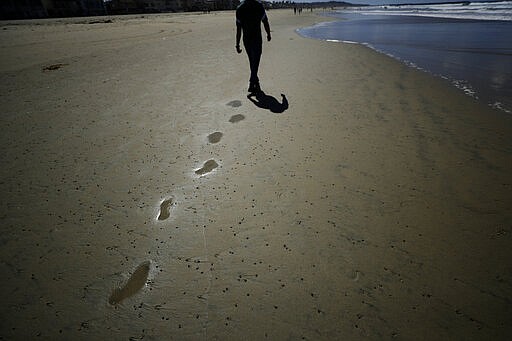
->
[298, 1, 512, 113]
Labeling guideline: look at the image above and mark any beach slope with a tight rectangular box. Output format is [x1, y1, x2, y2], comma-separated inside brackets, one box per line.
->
[0, 10, 511, 340]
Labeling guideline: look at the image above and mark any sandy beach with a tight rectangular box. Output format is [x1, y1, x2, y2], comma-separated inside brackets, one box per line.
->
[1, 9, 511, 340]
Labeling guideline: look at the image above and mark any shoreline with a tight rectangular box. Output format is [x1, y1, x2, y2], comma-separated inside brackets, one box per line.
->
[1, 9, 511, 340]
[297, 11, 512, 114]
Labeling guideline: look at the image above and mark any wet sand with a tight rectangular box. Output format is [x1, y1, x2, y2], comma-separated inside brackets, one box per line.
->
[1, 10, 511, 340]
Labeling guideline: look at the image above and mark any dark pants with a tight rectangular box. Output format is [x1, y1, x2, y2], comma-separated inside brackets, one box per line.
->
[243, 39, 262, 85]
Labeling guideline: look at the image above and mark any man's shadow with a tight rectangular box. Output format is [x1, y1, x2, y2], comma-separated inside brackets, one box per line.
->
[247, 92, 288, 113]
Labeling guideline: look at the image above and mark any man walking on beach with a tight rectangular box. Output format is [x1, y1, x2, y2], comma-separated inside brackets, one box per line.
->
[235, 0, 271, 94]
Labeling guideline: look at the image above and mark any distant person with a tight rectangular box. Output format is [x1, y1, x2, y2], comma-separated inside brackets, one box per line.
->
[235, 0, 272, 94]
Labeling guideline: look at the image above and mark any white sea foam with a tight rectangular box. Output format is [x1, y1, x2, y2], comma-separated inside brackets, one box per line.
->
[490, 101, 511, 113]
[452, 79, 478, 98]
[327, 39, 359, 44]
[342, 1, 512, 21]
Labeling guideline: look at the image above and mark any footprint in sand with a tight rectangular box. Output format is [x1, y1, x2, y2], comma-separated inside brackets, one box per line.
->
[227, 100, 242, 108]
[157, 198, 173, 220]
[207, 132, 223, 144]
[229, 114, 245, 123]
[109, 261, 151, 305]
[195, 159, 218, 176]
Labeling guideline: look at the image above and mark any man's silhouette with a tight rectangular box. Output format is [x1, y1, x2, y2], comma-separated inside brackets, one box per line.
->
[235, 0, 271, 94]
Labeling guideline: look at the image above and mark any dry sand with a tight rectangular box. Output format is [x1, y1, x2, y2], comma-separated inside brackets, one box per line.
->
[1, 9, 511, 340]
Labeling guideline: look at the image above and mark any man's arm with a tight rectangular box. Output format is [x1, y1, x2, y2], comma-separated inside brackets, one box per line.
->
[236, 24, 242, 53]
[263, 17, 271, 42]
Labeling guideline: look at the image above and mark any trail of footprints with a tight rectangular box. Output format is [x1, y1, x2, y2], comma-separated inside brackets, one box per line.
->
[110, 100, 244, 304]
[158, 100, 243, 220]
